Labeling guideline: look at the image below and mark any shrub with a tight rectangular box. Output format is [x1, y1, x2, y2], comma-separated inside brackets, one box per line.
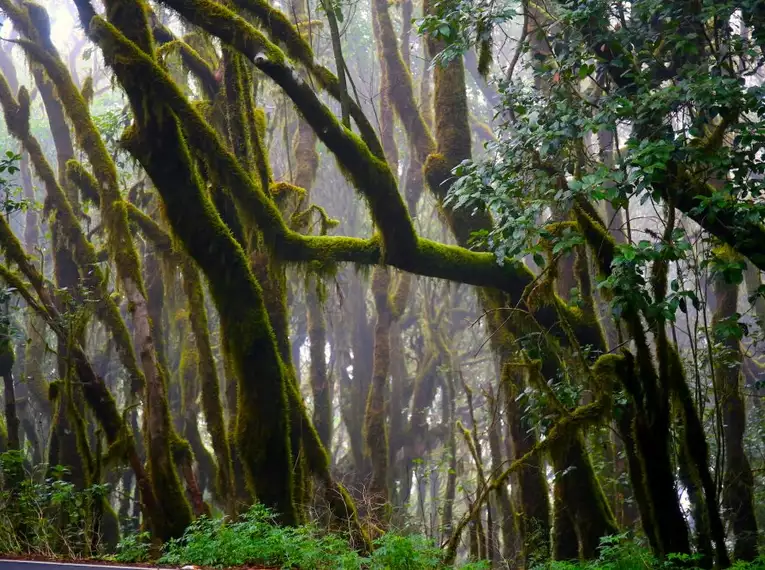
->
[113, 531, 151, 563]
[533, 533, 765, 570]
[158, 504, 364, 569]
[0, 450, 111, 558]
[155, 503, 485, 569]
[369, 533, 443, 570]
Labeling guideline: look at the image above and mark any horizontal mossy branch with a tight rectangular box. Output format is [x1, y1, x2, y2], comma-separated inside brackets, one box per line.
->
[278, 233, 538, 292]
[79, 1, 605, 367]
[82, 3, 581, 300]
[87, 15, 416, 262]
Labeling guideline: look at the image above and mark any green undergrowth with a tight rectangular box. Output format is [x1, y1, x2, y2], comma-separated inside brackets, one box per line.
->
[533, 534, 765, 570]
[113, 503, 488, 569]
[0, 451, 113, 558]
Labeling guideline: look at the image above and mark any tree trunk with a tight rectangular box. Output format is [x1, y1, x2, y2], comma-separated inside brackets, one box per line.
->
[307, 278, 332, 449]
[1, 355, 19, 451]
[713, 264, 758, 561]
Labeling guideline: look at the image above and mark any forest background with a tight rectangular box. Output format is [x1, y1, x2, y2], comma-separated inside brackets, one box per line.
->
[0, 0, 763, 568]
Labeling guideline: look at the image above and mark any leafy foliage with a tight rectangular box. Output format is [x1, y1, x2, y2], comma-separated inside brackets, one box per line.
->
[112, 532, 151, 563]
[533, 534, 765, 570]
[417, 0, 517, 67]
[0, 151, 34, 215]
[113, 504, 488, 569]
[0, 451, 111, 558]
[439, 0, 765, 326]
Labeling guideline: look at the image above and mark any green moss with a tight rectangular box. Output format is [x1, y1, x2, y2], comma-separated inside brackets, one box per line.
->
[66, 160, 101, 206]
[233, 0, 313, 62]
[222, 48, 255, 170]
[0, 416, 7, 452]
[0, 73, 148, 393]
[290, 205, 339, 236]
[13, 35, 148, 298]
[362, 268, 392, 520]
[81, 75, 94, 106]
[445, 395, 608, 563]
[220, 0, 383, 158]
[120, 93, 297, 525]
[240, 68, 271, 191]
[64, 380, 95, 487]
[23, 312, 50, 417]
[47, 376, 90, 490]
[270, 181, 305, 212]
[157, 39, 219, 98]
[577, 194, 692, 560]
[79, 8, 587, 309]
[131, 2, 411, 256]
[0, 261, 165, 539]
[573, 201, 615, 275]
[710, 264, 758, 561]
[182, 260, 235, 512]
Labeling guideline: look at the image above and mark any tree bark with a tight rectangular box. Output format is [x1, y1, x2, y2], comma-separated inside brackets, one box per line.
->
[713, 263, 759, 561]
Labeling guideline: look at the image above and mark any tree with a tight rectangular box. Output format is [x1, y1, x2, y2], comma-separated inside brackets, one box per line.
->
[0, 0, 762, 567]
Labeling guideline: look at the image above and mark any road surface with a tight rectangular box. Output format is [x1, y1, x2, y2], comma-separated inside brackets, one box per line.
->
[0, 561, 158, 570]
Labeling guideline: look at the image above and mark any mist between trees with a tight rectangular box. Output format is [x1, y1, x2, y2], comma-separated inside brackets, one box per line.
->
[0, 0, 762, 568]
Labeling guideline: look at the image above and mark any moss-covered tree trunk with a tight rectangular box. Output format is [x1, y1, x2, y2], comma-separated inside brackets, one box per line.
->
[22, 0, 194, 538]
[71, 0, 300, 527]
[713, 265, 759, 561]
[424, 34, 558, 556]
[0, 337, 19, 451]
[306, 282, 331, 449]
[18, 148, 45, 463]
[576, 205, 692, 559]
[0, 210, 156, 539]
[345, 273, 373, 479]
[488, 388, 516, 562]
[182, 260, 235, 512]
[364, 268, 393, 520]
[0, 4, 83, 467]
